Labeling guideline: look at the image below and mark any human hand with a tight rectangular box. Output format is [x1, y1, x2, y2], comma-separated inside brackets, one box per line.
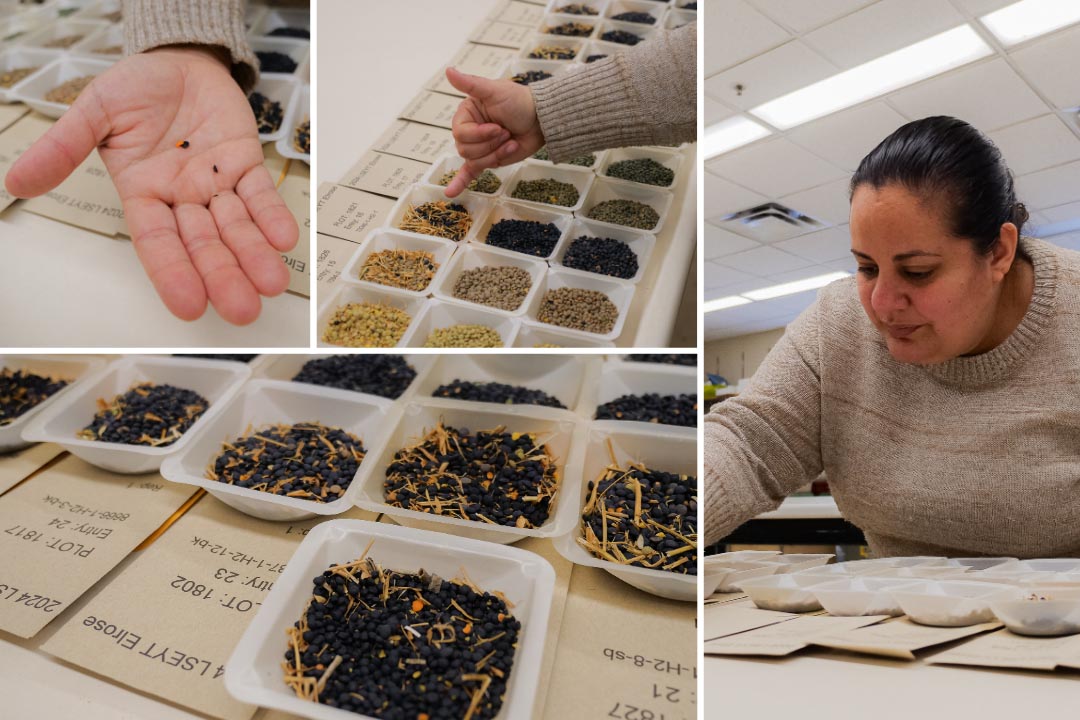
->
[443, 67, 544, 198]
[4, 45, 298, 325]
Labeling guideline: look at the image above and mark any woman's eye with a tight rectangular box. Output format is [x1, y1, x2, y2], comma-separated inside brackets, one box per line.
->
[857, 266, 877, 277]
[902, 269, 934, 280]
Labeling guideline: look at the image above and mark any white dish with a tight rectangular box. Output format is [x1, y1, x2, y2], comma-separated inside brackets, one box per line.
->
[551, 423, 697, 601]
[316, 285, 429, 349]
[553, 218, 656, 285]
[160, 379, 400, 521]
[355, 398, 584, 545]
[589, 359, 696, 430]
[812, 577, 923, 617]
[991, 587, 1080, 637]
[760, 554, 835, 574]
[505, 161, 595, 214]
[431, 243, 548, 317]
[582, 176, 674, 235]
[513, 324, 615, 348]
[339, 228, 458, 298]
[522, 267, 635, 342]
[255, 354, 437, 402]
[0, 47, 62, 102]
[739, 574, 829, 613]
[250, 35, 308, 77]
[539, 12, 600, 38]
[10, 55, 114, 118]
[224, 519, 555, 720]
[410, 354, 594, 412]
[889, 580, 1020, 627]
[472, 198, 573, 261]
[421, 154, 517, 198]
[21, 355, 249, 474]
[275, 82, 309, 162]
[386, 185, 494, 246]
[0, 354, 105, 452]
[517, 32, 586, 62]
[708, 561, 781, 593]
[250, 73, 299, 144]
[405, 300, 522, 349]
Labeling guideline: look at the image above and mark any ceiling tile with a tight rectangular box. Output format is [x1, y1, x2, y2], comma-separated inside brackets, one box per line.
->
[1039, 201, 1080, 224]
[774, 224, 853, 262]
[989, 114, 1080, 176]
[705, 96, 735, 126]
[1008, 24, 1080, 110]
[718, 244, 814, 275]
[747, 0, 878, 33]
[826, 256, 859, 273]
[1015, 160, 1080, 210]
[705, 223, 760, 259]
[787, 102, 910, 171]
[779, 176, 853, 226]
[951, 0, 1016, 15]
[704, 171, 770, 219]
[704, 0, 791, 76]
[802, 0, 966, 70]
[705, 137, 848, 197]
[705, 41, 839, 111]
[704, 261, 764, 289]
[888, 58, 1051, 132]
[757, 264, 848, 286]
[704, 278, 771, 299]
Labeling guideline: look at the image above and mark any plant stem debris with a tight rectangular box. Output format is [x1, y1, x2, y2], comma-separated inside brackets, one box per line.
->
[77, 383, 208, 446]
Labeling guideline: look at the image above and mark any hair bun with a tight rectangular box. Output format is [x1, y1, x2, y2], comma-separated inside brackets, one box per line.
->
[1012, 201, 1029, 229]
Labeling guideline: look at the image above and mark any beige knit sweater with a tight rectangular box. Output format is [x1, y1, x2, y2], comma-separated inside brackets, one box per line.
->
[704, 237, 1080, 559]
[531, 23, 696, 162]
[123, 0, 260, 91]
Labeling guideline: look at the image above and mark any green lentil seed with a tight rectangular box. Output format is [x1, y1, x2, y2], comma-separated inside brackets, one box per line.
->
[512, 178, 580, 207]
[587, 199, 659, 229]
[423, 324, 503, 348]
[606, 157, 675, 187]
[437, 168, 501, 194]
[533, 147, 596, 167]
[323, 302, 412, 347]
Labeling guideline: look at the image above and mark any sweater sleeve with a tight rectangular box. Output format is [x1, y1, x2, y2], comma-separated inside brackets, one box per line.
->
[529, 22, 696, 162]
[703, 299, 826, 546]
[122, 0, 259, 93]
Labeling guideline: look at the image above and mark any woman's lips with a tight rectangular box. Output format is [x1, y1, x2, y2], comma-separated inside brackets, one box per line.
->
[884, 324, 922, 339]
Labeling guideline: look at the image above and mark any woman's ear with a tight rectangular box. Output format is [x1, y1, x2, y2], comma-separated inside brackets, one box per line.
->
[988, 222, 1019, 282]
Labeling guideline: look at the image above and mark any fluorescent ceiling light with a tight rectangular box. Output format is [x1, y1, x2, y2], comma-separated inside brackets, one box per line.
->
[743, 272, 850, 301]
[704, 295, 752, 313]
[702, 116, 771, 159]
[750, 25, 992, 130]
[982, 0, 1080, 46]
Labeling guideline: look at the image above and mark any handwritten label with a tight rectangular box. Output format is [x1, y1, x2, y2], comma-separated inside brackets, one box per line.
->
[339, 150, 430, 199]
[316, 183, 395, 244]
[373, 120, 455, 163]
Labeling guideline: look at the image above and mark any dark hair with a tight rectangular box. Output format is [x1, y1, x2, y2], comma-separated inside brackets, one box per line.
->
[850, 116, 1028, 254]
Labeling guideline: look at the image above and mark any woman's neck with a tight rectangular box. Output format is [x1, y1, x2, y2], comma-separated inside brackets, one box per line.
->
[965, 252, 1035, 356]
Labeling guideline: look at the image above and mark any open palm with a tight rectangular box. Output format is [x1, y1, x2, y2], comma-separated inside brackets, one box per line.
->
[4, 46, 298, 325]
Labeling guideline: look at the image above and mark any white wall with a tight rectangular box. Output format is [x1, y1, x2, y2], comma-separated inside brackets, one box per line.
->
[703, 328, 786, 384]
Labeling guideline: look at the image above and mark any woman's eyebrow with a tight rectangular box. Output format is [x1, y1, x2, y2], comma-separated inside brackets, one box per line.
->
[850, 250, 942, 260]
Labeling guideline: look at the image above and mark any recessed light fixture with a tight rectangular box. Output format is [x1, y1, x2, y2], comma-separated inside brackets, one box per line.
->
[742, 271, 851, 301]
[702, 116, 771, 159]
[704, 295, 752, 313]
[750, 26, 993, 130]
[982, 0, 1080, 46]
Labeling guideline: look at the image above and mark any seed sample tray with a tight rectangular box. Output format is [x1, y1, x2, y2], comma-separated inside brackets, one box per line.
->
[0, 354, 104, 452]
[317, 285, 429, 349]
[586, 358, 697, 433]
[340, 228, 458, 298]
[553, 217, 656, 285]
[431, 243, 548, 317]
[254, 354, 438, 402]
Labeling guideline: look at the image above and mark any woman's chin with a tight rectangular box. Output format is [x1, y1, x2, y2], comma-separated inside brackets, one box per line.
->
[884, 336, 940, 365]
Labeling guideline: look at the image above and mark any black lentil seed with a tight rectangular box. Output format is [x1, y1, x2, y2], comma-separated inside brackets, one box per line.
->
[627, 354, 696, 366]
[432, 380, 566, 409]
[0, 369, 69, 426]
[268, 26, 309, 39]
[256, 50, 297, 73]
[545, 21, 593, 36]
[579, 464, 697, 575]
[207, 422, 365, 502]
[555, 3, 598, 14]
[294, 118, 310, 154]
[248, 91, 284, 134]
[285, 556, 519, 719]
[600, 29, 642, 44]
[510, 70, 552, 85]
[585, 54, 607, 63]
[173, 354, 257, 363]
[291, 355, 417, 400]
[77, 383, 209, 446]
[385, 422, 559, 529]
[528, 45, 577, 60]
[485, 219, 561, 257]
[595, 393, 697, 427]
[682, 1, 698, 9]
[611, 11, 655, 24]
[562, 235, 639, 279]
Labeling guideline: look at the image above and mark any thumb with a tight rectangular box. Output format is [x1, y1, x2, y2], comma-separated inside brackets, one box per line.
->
[5, 83, 110, 198]
[445, 67, 499, 102]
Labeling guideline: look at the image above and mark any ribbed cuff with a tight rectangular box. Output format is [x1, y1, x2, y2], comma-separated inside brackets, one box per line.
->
[530, 54, 655, 163]
[123, 0, 258, 92]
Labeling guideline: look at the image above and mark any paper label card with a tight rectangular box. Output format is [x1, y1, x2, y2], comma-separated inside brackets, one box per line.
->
[316, 183, 396, 244]
[372, 120, 455, 163]
[339, 151, 430, 199]
[812, 617, 1002, 660]
[22, 149, 126, 236]
[470, 21, 533, 49]
[400, 90, 459, 130]
[0, 443, 64, 495]
[704, 614, 886, 657]
[493, 0, 546, 26]
[0, 104, 29, 134]
[927, 629, 1080, 672]
[42, 497, 378, 720]
[428, 44, 517, 96]
[703, 601, 795, 641]
[316, 232, 360, 297]
[0, 456, 194, 638]
[276, 163, 311, 297]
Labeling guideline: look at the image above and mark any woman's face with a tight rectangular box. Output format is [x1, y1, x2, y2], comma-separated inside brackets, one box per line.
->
[849, 184, 1012, 365]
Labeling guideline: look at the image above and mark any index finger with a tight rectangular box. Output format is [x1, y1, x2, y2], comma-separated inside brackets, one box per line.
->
[444, 162, 479, 198]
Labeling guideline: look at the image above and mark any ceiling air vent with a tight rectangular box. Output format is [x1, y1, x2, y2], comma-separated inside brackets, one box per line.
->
[716, 202, 824, 243]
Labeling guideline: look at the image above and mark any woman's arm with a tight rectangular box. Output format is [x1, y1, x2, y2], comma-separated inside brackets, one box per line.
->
[703, 300, 826, 546]
[123, 0, 259, 91]
[531, 22, 696, 162]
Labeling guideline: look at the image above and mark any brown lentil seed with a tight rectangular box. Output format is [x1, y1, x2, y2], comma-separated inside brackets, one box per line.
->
[43, 34, 84, 48]
[537, 287, 618, 334]
[45, 75, 95, 104]
[0, 66, 38, 88]
[452, 265, 532, 311]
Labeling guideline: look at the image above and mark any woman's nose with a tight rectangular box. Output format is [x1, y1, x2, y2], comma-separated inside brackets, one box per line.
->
[871, 274, 908, 318]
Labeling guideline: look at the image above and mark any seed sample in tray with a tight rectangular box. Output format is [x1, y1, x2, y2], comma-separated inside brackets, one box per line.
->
[384, 421, 558, 528]
[486, 218, 561, 257]
[554, 3, 599, 14]
[580, 456, 697, 575]
[533, 147, 595, 167]
[511, 178, 579, 207]
[600, 29, 644, 45]
[452, 266, 532, 312]
[249, 91, 284, 134]
[544, 21, 594, 36]
[611, 11, 657, 24]
[206, 422, 365, 502]
[358, 249, 439, 292]
[595, 393, 697, 427]
[587, 199, 659, 230]
[432, 380, 566, 409]
[269, 26, 309, 39]
[627, 354, 696, 366]
[563, 235, 638, 279]
[43, 34, 84, 48]
[323, 303, 413, 348]
[0, 368, 69, 426]
[293, 117, 310, 154]
[292, 355, 417, 400]
[606, 158, 674, 187]
[256, 50, 297, 73]
[423, 324, 503, 348]
[438, 168, 501, 194]
[510, 70, 552, 85]
[285, 550, 519, 719]
[0, 66, 39, 88]
[400, 201, 473, 242]
[45, 75, 95, 104]
[77, 383, 208, 446]
[537, 287, 619, 335]
[528, 44, 577, 60]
